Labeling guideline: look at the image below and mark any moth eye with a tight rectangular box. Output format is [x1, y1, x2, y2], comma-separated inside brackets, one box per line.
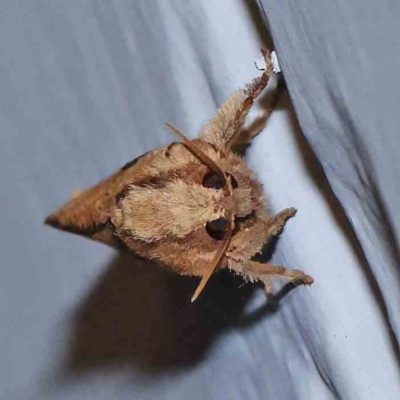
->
[205, 217, 230, 241]
[202, 171, 224, 189]
[202, 171, 238, 189]
[226, 172, 238, 189]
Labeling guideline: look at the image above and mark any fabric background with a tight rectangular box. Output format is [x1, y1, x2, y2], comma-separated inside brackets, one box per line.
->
[0, 1, 399, 399]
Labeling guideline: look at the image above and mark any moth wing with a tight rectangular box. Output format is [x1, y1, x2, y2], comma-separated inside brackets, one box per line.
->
[45, 151, 153, 247]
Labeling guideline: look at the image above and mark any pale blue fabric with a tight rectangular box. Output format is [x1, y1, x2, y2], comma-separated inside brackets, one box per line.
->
[259, 0, 400, 398]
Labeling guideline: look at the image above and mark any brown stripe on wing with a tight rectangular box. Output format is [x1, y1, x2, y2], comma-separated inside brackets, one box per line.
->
[45, 140, 222, 249]
[44, 150, 157, 246]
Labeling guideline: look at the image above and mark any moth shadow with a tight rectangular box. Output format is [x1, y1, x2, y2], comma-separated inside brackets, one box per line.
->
[61, 251, 293, 377]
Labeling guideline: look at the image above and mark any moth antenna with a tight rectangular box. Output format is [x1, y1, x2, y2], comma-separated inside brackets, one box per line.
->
[191, 211, 234, 303]
[165, 122, 227, 186]
[165, 122, 235, 301]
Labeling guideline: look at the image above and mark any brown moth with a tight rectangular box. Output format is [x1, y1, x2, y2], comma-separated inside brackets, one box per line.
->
[45, 50, 313, 302]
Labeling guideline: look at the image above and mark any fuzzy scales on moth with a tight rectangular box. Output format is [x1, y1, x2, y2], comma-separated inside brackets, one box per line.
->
[45, 49, 313, 302]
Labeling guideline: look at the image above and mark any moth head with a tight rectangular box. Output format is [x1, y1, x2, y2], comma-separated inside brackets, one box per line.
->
[114, 124, 260, 303]
[165, 122, 237, 219]
[165, 123, 251, 302]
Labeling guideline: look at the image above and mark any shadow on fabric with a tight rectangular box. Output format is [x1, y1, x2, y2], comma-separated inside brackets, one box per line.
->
[60, 251, 296, 377]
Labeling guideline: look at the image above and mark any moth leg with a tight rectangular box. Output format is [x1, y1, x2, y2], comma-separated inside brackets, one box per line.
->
[199, 49, 274, 150]
[227, 207, 297, 262]
[265, 207, 297, 236]
[227, 207, 313, 293]
[235, 81, 283, 145]
[242, 260, 314, 287]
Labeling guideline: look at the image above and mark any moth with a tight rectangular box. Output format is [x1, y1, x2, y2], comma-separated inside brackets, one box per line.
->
[45, 50, 313, 302]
